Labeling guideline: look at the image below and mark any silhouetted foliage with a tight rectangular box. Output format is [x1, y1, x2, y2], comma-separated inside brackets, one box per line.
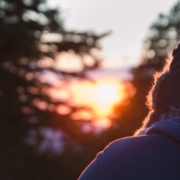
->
[133, 0, 180, 118]
[0, 0, 110, 179]
[3, 0, 180, 179]
[113, 1, 180, 137]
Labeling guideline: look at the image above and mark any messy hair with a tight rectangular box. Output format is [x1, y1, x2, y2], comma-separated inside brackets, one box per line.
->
[134, 57, 173, 136]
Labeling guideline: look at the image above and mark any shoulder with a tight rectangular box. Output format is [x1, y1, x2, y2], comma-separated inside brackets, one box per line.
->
[79, 133, 175, 180]
[103, 134, 151, 155]
[101, 133, 171, 168]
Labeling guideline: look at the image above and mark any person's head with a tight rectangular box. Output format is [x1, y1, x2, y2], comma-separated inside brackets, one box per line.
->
[135, 43, 180, 135]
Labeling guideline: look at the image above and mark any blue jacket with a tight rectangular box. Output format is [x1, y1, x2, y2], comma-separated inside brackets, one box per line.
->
[79, 117, 180, 180]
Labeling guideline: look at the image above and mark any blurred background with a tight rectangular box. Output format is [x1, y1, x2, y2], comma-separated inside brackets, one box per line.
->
[0, 0, 179, 179]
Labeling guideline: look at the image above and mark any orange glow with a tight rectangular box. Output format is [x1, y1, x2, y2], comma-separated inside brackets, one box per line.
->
[94, 81, 122, 105]
[70, 80, 124, 120]
[48, 78, 135, 129]
[56, 105, 71, 115]
[92, 118, 112, 129]
[71, 110, 94, 120]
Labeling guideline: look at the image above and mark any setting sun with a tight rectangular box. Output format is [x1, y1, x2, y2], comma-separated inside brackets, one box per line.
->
[70, 80, 124, 120]
[95, 82, 121, 105]
[47, 78, 129, 129]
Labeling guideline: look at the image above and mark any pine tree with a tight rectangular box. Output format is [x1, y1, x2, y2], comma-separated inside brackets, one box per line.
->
[131, 0, 180, 122]
[112, 1, 180, 139]
[0, 0, 109, 178]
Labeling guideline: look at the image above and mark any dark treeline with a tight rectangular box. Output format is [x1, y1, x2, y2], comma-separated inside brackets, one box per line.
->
[0, 0, 109, 179]
[113, 0, 180, 135]
[0, 0, 180, 179]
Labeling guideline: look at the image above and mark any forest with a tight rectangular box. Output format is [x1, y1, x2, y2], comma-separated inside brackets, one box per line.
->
[0, 0, 180, 179]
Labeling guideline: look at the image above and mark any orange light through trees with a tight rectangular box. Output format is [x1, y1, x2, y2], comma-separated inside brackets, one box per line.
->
[47, 78, 131, 131]
[70, 80, 124, 119]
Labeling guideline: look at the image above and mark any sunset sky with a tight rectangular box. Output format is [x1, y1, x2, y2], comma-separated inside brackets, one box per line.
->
[48, 0, 177, 68]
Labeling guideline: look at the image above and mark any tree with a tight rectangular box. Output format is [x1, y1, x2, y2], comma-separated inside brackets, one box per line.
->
[112, 1, 180, 138]
[0, 0, 110, 179]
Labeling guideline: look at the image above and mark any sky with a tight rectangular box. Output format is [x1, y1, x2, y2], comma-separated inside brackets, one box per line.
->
[48, 0, 177, 68]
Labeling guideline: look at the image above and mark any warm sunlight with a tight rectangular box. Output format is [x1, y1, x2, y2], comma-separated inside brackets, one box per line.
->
[70, 80, 124, 120]
[94, 82, 121, 105]
[47, 78, 135, 130]
[45, 75, 136, 130]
